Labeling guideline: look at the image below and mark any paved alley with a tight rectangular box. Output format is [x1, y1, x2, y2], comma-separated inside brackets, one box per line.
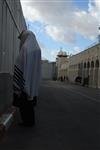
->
[0, 81, 100, 150]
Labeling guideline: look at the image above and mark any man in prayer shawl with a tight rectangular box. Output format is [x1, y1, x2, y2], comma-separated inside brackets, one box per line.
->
[13, 30, 41, 127]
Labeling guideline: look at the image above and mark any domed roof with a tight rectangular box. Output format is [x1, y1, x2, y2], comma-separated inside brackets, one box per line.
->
[57, 50, 67, 57]
[63, 51, 67, 56]
[58, 50, 63, 56]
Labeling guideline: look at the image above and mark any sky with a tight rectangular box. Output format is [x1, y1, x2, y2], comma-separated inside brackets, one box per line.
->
[20, 0, 100, 62]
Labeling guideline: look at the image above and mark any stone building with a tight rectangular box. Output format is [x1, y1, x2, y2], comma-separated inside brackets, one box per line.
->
[56, 43, 100, 88]
[68, 43, 100, 88]
[56, 50, 69, 81]
[0, 0, 26, 114]
[42, 60, 57, 80]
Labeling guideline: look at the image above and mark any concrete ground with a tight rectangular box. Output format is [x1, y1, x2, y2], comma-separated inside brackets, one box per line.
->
[0, 81, 100, 150]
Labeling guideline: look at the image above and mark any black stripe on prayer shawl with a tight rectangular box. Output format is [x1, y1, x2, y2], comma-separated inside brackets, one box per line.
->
[13, 77, 24, 90]
[14, 65, 24, 80]
[13, 75, 25, 88]
[14, 73, 24, 86]
[15, 65, 23, 75]
[14, 71, 25, 85]
[13, 65, 25, 91]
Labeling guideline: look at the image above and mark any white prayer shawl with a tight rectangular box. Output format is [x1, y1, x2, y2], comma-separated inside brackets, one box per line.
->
[13, 31, 41, 100]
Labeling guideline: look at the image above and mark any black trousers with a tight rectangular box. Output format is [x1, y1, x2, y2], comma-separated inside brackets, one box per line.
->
[19, 99, 35, 125]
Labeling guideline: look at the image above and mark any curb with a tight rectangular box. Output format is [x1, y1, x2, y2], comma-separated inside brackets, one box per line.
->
[0, 108, 16, 139]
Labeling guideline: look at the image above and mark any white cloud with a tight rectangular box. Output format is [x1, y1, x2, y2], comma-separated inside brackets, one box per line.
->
[73, 10, 98, 40]
[72, 46, 81, 55]
[46, 26, 64, 42]
[40, 46, 59, 61]
[50, 50, 59, 57]
[21, 0, 100, 43]
[88, 0, 100, 21]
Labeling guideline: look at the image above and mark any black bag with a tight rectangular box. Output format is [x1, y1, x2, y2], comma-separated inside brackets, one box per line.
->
[12, 92, 27, 107]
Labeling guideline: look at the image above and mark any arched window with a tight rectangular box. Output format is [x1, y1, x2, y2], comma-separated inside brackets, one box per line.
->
[81, 62, 83, 68]
[87, 61, 90, 68]
[95, 59, 99, 68]
[84, 62, 86, 68]
[78, 63, 80, 69]
[91, 61, 94, 68]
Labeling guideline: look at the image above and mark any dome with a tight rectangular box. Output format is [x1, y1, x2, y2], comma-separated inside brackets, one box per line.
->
[57, 49, 67, 57]
[58, 50, 63, 56]
[63, 51, 67, 56]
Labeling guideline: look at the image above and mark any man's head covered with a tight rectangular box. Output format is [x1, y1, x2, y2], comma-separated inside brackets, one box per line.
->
[18, 30, 35, 50]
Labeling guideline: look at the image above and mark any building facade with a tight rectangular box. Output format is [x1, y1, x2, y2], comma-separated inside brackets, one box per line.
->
[56, 43, 100, 88]
[56, 50, 69, 81]
[0, 0, 27, 113]
[42, 60, 57, 80]
[68, 43, 100, 88]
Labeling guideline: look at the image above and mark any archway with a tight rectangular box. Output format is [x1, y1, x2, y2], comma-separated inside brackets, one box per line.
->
[78, 63, 81, 76]
[94, 59, 99, 88]
[87, 61, 90, 76]
[80, 62, 83, 77]
[90, 61, 94, 87]
[84, 62, 86, 78]
[81, 62, 86, 85]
